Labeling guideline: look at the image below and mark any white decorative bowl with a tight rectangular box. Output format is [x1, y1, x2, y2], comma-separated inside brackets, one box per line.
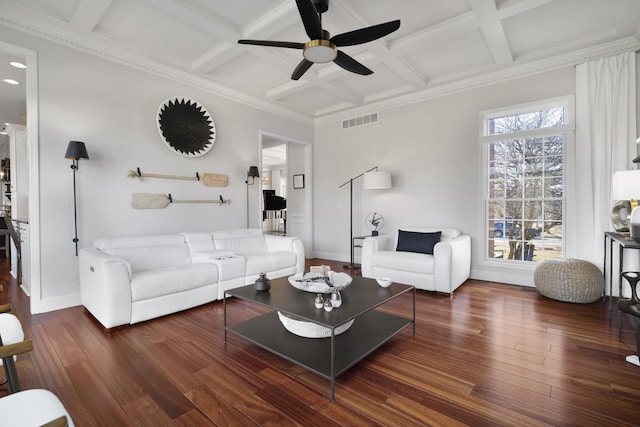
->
[376, 278, 393, 288]
[277, 311, 355, 338]
[288, 272, 353, 293]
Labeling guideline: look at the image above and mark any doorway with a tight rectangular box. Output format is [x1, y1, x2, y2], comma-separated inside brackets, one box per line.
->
[261, 143, 287, 235]
[259, 131, 312, 257]
[0, 41, 40, 314]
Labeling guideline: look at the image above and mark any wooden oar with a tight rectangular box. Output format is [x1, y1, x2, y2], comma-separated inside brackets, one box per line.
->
[132, 193, 230, 209]
[127, 169, 228, 187]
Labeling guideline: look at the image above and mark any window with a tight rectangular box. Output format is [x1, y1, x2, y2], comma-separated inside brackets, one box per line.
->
[482, 99, 570, 262]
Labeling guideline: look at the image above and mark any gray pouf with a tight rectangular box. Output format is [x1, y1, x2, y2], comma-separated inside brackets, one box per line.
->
[534, 259, 603, 303]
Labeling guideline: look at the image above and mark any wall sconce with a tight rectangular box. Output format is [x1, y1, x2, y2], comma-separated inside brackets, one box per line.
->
[65, 141, 89, 255]
[339, 166, 391, 269]
[245, 165, 260, 228]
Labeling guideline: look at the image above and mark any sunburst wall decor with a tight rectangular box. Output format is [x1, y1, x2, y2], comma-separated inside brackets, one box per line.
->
[157, 97, 216, 157]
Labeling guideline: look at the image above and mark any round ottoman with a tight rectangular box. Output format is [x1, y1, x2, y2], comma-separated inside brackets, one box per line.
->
[534, 259, 602, 303]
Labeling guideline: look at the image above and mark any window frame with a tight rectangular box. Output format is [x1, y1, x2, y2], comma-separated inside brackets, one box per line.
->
[479, 96, 575, 266]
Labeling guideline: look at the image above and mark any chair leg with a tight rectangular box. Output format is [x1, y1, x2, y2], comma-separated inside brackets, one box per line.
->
[1, 356, 21, 393]
[620, 272, 640, 340]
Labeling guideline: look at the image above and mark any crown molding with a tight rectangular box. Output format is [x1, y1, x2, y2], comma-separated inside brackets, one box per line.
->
[315, 36, 640, 126]
[0, 15, 315, 126]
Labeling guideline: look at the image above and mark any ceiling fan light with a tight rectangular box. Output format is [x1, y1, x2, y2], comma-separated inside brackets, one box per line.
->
[303, 40, 337, 63]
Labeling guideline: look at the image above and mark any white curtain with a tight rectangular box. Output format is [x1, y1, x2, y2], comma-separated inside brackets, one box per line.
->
[569, 52, 636, 269]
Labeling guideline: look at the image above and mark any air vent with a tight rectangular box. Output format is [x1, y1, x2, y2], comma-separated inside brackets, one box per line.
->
[342, 113, 378, 130]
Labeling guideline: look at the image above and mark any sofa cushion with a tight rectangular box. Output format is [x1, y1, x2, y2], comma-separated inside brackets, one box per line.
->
[393, 227, 461, 245]
[372, 251, 435, 274]
[245, 251, 297, 276]
[211, 229, 268, 255]
[95, 234, 191, 272]
[181, 232, 216, 254]
[396, 230, 441, 255]
[131, 264, 219, 302]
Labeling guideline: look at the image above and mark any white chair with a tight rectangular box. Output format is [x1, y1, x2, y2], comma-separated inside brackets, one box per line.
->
[0, 389, 74, 426]
[362, 227, 471, 295]
[0, 305, 73, 426]
[0, 304, 33, 393]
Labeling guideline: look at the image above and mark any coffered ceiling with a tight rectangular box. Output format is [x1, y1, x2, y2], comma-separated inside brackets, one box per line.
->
[1, 0, 640, 125]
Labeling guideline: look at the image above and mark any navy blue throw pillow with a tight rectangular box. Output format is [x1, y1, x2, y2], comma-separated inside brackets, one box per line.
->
[396, 230, 441, 255]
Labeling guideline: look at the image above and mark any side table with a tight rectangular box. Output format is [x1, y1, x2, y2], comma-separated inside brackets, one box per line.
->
[343, 235, 370, 270]
[603, 232, 640, 338]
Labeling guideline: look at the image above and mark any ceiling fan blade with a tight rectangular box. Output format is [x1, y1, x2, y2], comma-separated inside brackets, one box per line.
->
[333, 51, 373, 75]
[330, 20, 401, 47]
[296, 0, 323, 40]
[291, 58, 314, 80]
[238, 39, 304, 49]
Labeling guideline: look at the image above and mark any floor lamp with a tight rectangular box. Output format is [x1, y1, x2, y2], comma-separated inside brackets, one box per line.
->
[245, 166, 260, 228]
[64, 141, 90, 256]
[338, 166, 391, 269]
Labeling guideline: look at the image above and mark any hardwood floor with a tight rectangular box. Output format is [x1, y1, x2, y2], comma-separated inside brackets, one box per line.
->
[1, 257, 640, 426]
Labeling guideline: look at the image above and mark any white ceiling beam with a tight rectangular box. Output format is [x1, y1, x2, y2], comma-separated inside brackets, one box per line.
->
[193, 0, 299, 75]
[384, 58, 427, 89]
[265, 79, 309, 99]
[192, 41, 237, 72]
[467, 0, 513, 65]
[496, 0, 556, 19]
[389, 12, 479, 55]
[315, 101, 357, 117]
[241, 0, 298, 38]
[318, 82, 363, 105]
[364, 85, 415, 104]
[70, 0, 112, 32]
[514, 27, 618, 63]
[146, 0, 238, 39]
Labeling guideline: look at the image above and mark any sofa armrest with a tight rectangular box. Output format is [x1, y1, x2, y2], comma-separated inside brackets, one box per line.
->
[361, 234, 394, 277]
[264, 234, 306, 274]
[79, 248, 133, 328]
[433, 235, 471, 294]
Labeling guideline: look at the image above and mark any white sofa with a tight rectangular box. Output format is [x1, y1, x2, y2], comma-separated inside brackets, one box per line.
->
[361, 227, 471, 295]
[79, 229, 304, 328]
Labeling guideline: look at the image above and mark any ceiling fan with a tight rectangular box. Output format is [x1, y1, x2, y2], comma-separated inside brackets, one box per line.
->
[238, 0, 401, 80]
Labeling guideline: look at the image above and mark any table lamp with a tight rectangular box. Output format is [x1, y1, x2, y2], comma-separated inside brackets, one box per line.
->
[612, 170, 640, 239]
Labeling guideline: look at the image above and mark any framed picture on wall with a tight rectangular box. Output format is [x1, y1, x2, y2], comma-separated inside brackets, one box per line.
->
[293, 174, 305, 189]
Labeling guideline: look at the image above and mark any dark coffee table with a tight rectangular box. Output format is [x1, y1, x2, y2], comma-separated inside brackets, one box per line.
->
[224, 276, 415, 399]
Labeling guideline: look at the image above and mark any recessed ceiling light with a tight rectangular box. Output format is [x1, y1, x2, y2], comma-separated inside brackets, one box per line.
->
[9, 61, 26, 69]
[3, 79, 19, 85]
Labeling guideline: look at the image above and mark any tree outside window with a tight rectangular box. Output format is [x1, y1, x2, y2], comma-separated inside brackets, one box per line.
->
[486, 106, 565, 262]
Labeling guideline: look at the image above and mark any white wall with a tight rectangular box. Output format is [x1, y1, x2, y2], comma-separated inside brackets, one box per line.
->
[0, 26, 313, 312]
[313, 67, 576, 286]
[287, 142, 307, 248]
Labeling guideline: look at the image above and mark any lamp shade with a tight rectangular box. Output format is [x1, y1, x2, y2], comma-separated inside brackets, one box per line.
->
[247, 166, 260, 178]
[612, 170, 640, 200]
[363, 170, 391, 189]
[64, 141, 89, 160]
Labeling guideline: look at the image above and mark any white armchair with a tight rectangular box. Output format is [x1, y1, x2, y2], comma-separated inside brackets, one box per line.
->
[361, 227, 471, 295]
